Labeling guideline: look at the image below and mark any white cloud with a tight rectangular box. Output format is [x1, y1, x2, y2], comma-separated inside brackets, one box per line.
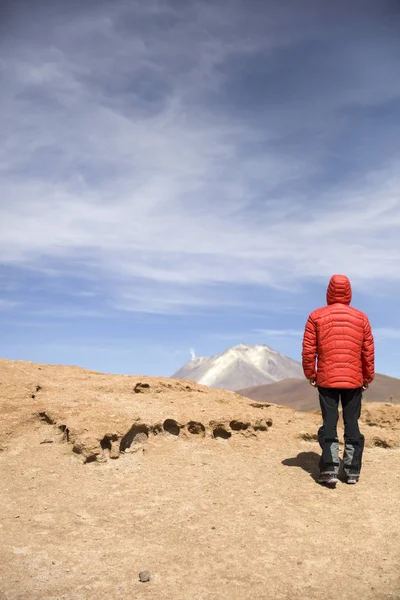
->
[374, 328, 400, 340]
[204, 328, 304, 344]
[253, 329, 303, 338]
[1, 1, 400, 313]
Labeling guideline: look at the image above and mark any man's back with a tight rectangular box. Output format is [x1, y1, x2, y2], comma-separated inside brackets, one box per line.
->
[302, 274, 375, 485]
[302, 275, 374, 388]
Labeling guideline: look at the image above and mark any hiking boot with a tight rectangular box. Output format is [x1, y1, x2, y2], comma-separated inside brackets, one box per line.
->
[346, 474, 359, 485]
[318, 472, 339, 485]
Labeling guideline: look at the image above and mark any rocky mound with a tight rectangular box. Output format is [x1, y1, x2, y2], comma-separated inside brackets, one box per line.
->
[1, 359, 399, 463]
[0, 359, 274, 462]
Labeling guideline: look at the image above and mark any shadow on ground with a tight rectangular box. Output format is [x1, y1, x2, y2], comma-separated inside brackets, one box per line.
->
[282, 452, 321, 482]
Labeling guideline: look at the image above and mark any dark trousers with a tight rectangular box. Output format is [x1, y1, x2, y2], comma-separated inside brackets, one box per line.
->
[317, 387, 365, 476]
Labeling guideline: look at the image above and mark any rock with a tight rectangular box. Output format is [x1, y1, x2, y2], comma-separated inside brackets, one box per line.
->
[124, 444, 145, 454]
[139, 570, 151, 583]
[96, 454, 108, 463]
[373, 437, 395, 449]
[109, 443, 120, 459]
[132, 432, 148, 445]
[254, 418, 268, 431]
[134, 383, 151, 394]
[40, 439, 54, 444]
[300, 432, 318, 442]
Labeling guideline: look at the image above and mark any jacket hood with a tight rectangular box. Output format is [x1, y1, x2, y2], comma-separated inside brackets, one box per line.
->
[326, 274, 352, 305]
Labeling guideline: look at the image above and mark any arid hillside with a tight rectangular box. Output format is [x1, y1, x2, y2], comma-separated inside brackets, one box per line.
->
[238, 372, 400, 412]
[1, 359, 400, 600]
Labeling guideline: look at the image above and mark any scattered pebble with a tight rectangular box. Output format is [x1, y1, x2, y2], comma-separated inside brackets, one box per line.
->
[139, 571, 151, 583]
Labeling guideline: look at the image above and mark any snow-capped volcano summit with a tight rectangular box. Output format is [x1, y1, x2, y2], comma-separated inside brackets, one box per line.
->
[172, 344, 303, 391]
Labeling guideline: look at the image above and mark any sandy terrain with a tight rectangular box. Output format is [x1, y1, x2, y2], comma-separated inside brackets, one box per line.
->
[1, 359, 399, 600]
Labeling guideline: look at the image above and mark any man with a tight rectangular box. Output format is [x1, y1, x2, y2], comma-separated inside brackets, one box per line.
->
[302, 274, 375, 486]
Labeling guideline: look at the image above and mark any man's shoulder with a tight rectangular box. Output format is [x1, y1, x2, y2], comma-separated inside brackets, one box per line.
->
[347, 306, 368, 319]
[309, 305, 368, 322]
[348, 306, 370, 325]
[309, 306, 330, 320]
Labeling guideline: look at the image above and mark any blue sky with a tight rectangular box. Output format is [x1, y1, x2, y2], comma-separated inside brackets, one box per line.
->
[1, 0, 400, 377]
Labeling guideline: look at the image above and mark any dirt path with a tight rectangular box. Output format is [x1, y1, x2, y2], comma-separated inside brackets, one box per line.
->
[1, 421, 399, 600]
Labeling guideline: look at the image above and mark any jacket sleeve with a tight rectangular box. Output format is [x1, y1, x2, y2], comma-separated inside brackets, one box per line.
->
[362, 317, 375, 383]
[302, 315, 317, 380]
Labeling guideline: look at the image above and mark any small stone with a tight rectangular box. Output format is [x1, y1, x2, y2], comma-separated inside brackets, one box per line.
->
[139, 571, 151, 583]
[96, 454, 108, 463]
[109, 444, 120, 459]
[40, 439, 54, 444]
[125, 444, 145, 454]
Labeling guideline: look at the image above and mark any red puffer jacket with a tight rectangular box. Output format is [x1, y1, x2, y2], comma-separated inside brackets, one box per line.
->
[302, 275, 375, 388]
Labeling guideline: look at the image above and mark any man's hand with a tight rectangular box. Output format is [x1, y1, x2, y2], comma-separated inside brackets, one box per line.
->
[362, 382, 369, 391]
[309, 379, 317, 388]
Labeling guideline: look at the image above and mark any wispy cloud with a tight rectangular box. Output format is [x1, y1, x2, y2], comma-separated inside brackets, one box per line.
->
[254, 329, 303, 338]
[374, 328, 400, 340]
[1, 0, 400, 314]
[206, 328, 304, 344]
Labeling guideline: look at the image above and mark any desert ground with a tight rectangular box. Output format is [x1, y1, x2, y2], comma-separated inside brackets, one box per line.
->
[1, 359, 399, 600]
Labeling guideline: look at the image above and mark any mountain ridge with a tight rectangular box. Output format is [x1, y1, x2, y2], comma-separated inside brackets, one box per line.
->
[172, 343, 303, 390]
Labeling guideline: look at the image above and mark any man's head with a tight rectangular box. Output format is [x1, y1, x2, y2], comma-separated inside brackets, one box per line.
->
[326, 274, 352, 305]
